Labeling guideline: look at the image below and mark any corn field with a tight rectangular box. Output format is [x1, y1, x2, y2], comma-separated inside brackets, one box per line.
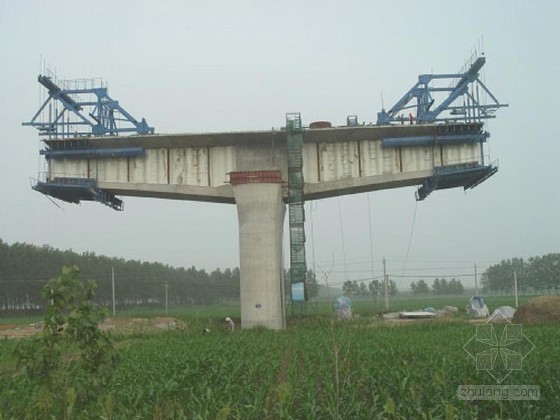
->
[1, 315, 558, 419]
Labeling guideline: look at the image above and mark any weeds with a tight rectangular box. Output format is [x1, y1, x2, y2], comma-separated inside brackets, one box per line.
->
[9, 266, 117, 418]
[0, 311, 557, 418]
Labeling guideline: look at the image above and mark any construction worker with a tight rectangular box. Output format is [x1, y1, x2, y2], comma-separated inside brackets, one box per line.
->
[225, 316, 235, 333]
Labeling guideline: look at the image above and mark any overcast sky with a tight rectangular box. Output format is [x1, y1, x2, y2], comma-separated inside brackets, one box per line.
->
[1, 1, 558, 288]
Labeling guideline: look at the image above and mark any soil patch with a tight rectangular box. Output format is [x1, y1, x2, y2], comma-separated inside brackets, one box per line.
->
[0, 325, 18, 330]
[513, 296, 560, 324]
[99, 317, 185, 334]
[0, 323, 42, 339]
[0, 317, 185, 339]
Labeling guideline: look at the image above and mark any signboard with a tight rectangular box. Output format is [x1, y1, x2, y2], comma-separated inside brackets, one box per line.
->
[291, 282, 305, 302]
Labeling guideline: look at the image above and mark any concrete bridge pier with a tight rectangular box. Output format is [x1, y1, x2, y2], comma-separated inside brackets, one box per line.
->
[230, 171, 286, 330]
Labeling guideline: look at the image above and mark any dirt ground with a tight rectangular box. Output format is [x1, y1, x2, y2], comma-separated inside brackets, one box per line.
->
[0, 317, 185, 339]
[513, 296, 560, 324]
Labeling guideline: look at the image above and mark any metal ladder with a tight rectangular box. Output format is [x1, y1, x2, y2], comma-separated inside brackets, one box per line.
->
[286, 113, 307, 312]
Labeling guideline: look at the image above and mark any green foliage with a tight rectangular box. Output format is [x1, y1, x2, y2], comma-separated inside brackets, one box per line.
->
[410, 279, 430, 295]
[14, 266, 118, 416]
[343, 279, 398, 297]
[432, 278, 465, 295]
[342, 280, 360, 295]
[0, 239, 240, 313]
[2, 313, 559, 418]
[368, 279, 383, 296]
[305, 269, 320, 300]
[482, 254, 560, 294]
[389, 279, 398, 297]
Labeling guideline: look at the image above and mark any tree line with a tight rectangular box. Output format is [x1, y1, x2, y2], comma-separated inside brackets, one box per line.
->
[341, 277, 466, 298]
[342, 279, 398, 297]
[0, 240, 240, 314]
[0, 240, 321, 315]
[481, 254, 560, 295]
[410, 278, 465, 296]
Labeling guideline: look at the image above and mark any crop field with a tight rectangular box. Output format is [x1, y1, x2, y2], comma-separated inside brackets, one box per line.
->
[1, 298, 558, 419]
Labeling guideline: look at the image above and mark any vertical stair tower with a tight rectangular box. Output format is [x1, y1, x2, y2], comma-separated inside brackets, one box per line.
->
[286, 113, 307, 309]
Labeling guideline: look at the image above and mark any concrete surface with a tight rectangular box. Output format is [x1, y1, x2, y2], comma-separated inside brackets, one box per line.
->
[233, 181, 285, 329]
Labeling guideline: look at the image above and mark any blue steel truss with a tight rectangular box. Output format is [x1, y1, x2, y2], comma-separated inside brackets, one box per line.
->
[23, 74, 154, 138]
[33, 177, 123, 211]
[415, 162, 498, 201]
[377, 55, 508, 125]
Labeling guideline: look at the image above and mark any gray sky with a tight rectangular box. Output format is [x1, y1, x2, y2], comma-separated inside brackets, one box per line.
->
[1, 1, 558, 288]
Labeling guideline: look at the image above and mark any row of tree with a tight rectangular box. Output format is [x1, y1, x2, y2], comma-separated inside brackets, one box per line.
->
[481, 254, 560, 294]
[0, 240, 241, 313]
[341, 277, 466, 298]
[410, 278, 465, 296]
[342, 279, 398, 297]
[0, 240, 321, 314]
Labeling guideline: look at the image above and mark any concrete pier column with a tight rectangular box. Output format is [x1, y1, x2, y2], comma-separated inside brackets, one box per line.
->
[230, 171, 286, 330]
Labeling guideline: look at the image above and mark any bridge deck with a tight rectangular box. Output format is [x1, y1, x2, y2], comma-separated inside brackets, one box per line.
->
[44, 123, 482, 149]
[41, 122, 491, 205]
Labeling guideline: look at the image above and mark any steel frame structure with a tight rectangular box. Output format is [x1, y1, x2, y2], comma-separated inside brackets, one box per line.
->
[286, 113, 308, 306]
[23, 73, 153, 209]
[377, 56, 508, 125]
[23, 74, 154, 138]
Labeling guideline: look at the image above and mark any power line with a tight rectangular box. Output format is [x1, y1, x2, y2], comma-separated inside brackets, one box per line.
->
[388, 273, 476, 279]
[366, 193, 375, 291]
[401, 200, 418, 276]
[337, 197, 348, 281]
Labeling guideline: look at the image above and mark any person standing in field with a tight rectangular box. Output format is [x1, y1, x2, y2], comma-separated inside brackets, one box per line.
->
[225, 316, 235, 333]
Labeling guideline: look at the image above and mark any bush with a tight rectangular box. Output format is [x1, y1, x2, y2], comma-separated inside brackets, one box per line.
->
[15, 266, 118, 417]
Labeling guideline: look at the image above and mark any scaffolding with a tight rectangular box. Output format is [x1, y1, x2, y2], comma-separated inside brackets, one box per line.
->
[377, 55, 508, 125]
[286, 113, 307, 312]
[382, 122, 500, 201]
[376, 56, 507, 200]
[22, 71, 154, 139]
[22, 71, 152, 210]
[32, 177, 123, 211]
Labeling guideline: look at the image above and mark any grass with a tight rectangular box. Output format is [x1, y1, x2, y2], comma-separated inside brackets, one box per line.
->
[2, 317, 558, 418]
[302, 294, 532, 318]
[0, 294, 532, 327]
[0, 314, 42, 327]
[110, 301, 241, 320]
[1, 294, 558, 418]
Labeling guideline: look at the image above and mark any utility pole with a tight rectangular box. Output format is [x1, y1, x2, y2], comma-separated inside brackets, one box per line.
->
[111, 267, 116, 317]
[514, 270, 519, 308]
[165, 281, 169, 316]
[383, 258, 389, 310]
[474, 263, 478, 295]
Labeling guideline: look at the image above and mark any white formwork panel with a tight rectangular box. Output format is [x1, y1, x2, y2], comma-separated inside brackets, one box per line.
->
[209, 145, 235, 187]
[359, 140, 384, 178]
[318, 143, 337, 182]
[169, 147, 210, 187]
[95, 158, 128, 182]
[401, 146, 434, 173]
[302, 143, 319, 184]
[169, 148, 188, 185]
[340, 141, 359, 179]
[318, 142, 360, 182]
[441, 143, 482, 166]
[49, 158, 88, 179]
[130, 149, 168, 184]
[382, 142, 399, 175]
